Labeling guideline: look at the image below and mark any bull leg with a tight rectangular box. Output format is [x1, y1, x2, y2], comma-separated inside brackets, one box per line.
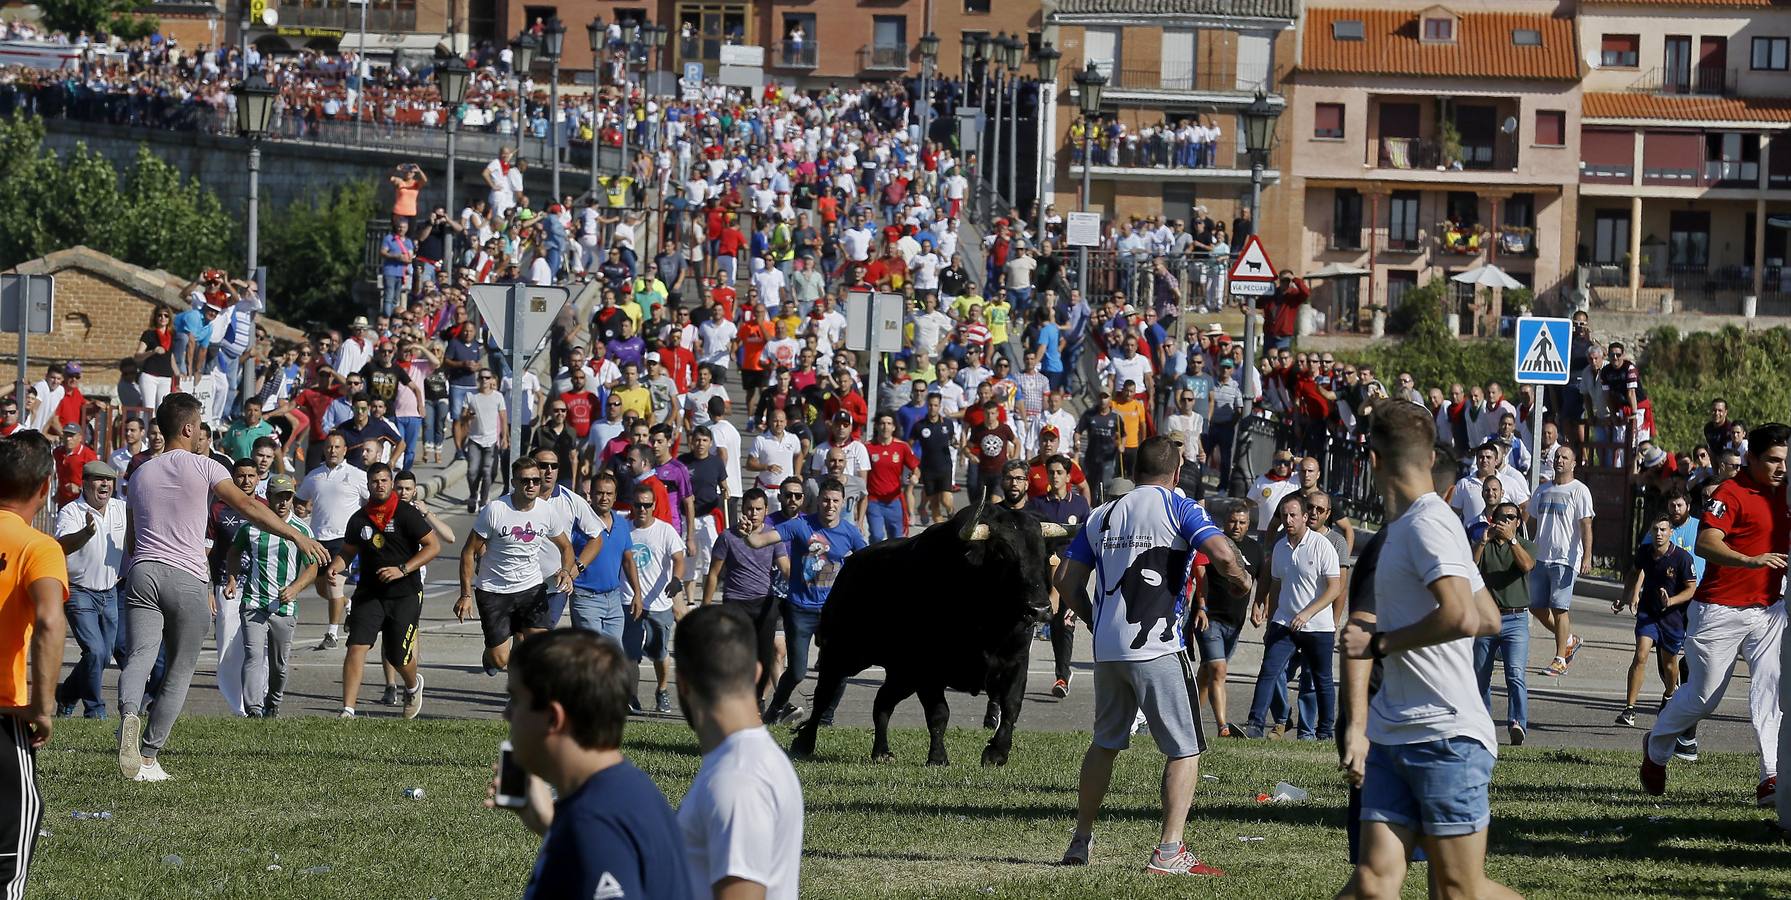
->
[918, 683, 951, 767]
[983, 659, 1028, 768]
[870, 674, 914, 763]
[790, 660, 856, 759]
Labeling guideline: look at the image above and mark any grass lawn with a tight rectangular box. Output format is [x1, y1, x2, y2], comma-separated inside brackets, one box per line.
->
[30, 717, 1791, 899]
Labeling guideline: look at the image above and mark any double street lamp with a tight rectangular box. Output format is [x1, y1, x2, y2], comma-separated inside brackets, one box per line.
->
[232, 72, 275, 418]
[541, 17, 565, 202]
[435, 53, 472, 277]
[1071, 61, 1106, 298]
[510, 30, 539, 164]
[1033, 42, 1059, 246]
[1000, 33, 1022, 216]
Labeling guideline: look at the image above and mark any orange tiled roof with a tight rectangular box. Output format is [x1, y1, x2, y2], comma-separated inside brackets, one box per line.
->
[1583, 92, 1791, 123]
[1585, 0, 1791, 7]
[1300, 9, 1580, 80]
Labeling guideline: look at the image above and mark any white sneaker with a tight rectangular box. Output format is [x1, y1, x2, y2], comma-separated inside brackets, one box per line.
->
[134, 759, 170, 782]
[117, 713, 143, 780]
[339, 707, 356, 718]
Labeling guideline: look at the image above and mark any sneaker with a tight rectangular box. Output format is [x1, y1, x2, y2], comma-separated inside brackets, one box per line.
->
[133, 759, 170, 783]
[1641, 738, 1668, 796]
[1145, 843, 1225, 877]
[1220, 723, 1245, 738]
[1564, 633, 1583, 666]
[655, 689, 672, 714]
[264, 704, 280, 719]
[1508, 723, 1526, 746]
[776, 704, 805, 725]
[314, 633, 340, 651]
[1674, 735, 1701, 762]
[1052, 678, 1070, 698]
[339, 707, 356, 718]
[1760, 776, 1779, 808]
[1544, 657, 1568, 677]
[380, 685, 399, 707]
[1243, 724, 1265, 739]
[245, 708, 264, 719]
[54, 703, 75, 718]
[1616, 708, 1637, 728]
[1061, 832, 1094, 867]
[117, 713, 143, 780]
[629, 696, 644, 715]
[403, 676, 425, 720]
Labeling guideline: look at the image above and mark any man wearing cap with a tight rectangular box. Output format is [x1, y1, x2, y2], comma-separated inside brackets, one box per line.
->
[54, 460, 127, 719]
[46, 362, 87, 437]
[1207, 359, 1246, 479]
[224, 473, 316, 718]
[337, 318, 376, 382]
[173, 303, 220, 380]
[1028, 426, 1091, 503]
[51, 423, 99, 507]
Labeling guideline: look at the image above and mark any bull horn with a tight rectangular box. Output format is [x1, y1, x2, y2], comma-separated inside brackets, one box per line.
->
[1038, 523, 1069, 539]
[958, 500, 988, 541]
[967, 524, 990, 540]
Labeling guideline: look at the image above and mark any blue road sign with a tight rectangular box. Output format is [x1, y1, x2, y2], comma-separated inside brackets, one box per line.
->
[1513, 316, 1571, 385]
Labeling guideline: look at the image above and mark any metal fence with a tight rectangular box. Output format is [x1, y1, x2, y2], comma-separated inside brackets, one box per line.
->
[1040, 249, 1235, 313]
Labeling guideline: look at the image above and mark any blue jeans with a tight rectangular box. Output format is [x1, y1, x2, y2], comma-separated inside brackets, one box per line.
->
[58, 586, 118, 717]
[381, 273, 405, 316]
[1361, 737, 1495, 837]
[570, 586, 625, 644]
[1474, 611, 1530, 729]
[448, 383, 477, 423]
[1269, 659, 1322, 739]
[396, 416, 423, 470]
[768, 603, 834, 723]
[425, 398, 450, 446]
[866, 497, 905, 543]
[212, 346, 242, 418]
[1248, 623, 1335, 739]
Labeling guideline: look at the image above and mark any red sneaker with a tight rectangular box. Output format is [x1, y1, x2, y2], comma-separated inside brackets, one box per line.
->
[1758, 776, 1778, 808]
[1640, 739, 1667, 796]
[1146, 844, 1225, 877]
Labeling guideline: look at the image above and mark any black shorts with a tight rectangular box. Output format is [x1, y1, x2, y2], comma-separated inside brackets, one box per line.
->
[346, 591, 422, 667]
[920, 469, 953, 495]
[741, 367, 772, 392]
[321, 538, 346, 565]
[474, 585, 551, 648]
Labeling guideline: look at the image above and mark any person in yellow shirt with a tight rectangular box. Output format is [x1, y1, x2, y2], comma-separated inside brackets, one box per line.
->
[1111, 380, 1148, 477]
[613, 362, 653, 420]
[0, 431, 69, 895]
[985, 294, 1013, 367]
[951, 290, 982, 321]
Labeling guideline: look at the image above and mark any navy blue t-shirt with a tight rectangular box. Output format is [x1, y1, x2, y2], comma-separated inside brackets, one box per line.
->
[1635, 542, 1697, 629]
[523, 760, 693, 900]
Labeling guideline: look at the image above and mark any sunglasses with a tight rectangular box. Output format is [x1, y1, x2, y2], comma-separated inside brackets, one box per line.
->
[782, 492, 804, 501]
[516, 477, 543, 486]
[537, 462, 559, 470]
[1493, 514, 1518, 522]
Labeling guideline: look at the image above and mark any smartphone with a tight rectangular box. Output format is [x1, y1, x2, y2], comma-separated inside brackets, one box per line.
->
[495, 740, 529, 809]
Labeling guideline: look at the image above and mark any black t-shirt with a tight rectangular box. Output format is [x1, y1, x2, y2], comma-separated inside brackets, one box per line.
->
[359, 361, 412, 404]
[334, 418, 401, 469]
[1078, 410, 1121, 460]
[1635, 542, 1696, 626]
[529, 424, 580, 474]
[680, 451, 727, 516]
[1205, 534, 1261, 629]
[344, 501, 432, 599]
[909, 416, 957, 472]
[139, 329, 175, 377]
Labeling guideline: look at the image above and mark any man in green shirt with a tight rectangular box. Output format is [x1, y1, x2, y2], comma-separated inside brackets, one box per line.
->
[224, 474, 317, 718]
[219, 404, 277, 462]
[1472, 497, 1536, 746]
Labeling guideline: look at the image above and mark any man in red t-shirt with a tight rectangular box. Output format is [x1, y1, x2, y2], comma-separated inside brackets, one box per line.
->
[1642, 423, 1791, 808]
[963, 400, 1018, 506]
[559, 367, 601, 439]
[1027, 427, 1089, 501]
[49, 362, 88, 435]
[1258, 271, 1309, 351]
[715, 217, 747, 285]
[864, 412, 919, 542]
[52, 424, 100, 505]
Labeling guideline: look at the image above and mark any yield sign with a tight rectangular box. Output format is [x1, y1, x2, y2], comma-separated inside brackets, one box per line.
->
[1228, 234, 1277, 283]
[469, 283, 573, 364]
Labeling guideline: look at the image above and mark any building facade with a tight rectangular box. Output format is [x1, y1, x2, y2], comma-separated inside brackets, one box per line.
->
[1286, 3, 1583, 335]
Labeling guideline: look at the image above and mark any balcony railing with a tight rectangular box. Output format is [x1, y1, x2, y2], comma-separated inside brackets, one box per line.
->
[770, 40, 817, 69]
[1107, 63, 1272, 95]
[279, 4, 419, 33]
[1705, 159, 1760, 185]
[1436, 225, 1490, 255]
[1626, 64, 1738, 97]
[1497, 228, 1540, 258]
[859, 45, 908, 72]
[1377, 135, 1518, 172]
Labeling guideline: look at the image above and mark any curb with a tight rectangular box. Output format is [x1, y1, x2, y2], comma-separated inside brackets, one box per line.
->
[419, 458, 469, 505]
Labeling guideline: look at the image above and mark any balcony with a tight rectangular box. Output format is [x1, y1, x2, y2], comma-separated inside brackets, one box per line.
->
[279, 3, 418, 33]
[1582, 263, 1791, 316]
[858, 45, 908, 73]
[1377, 135, 1518, 172]
[1706, 159, 1760, 186]
[1626, 65, 1738, 98]
[1497, 227, 1541, 258]
[1106, 63, 1272, 97]
[770, 40, 817, 69]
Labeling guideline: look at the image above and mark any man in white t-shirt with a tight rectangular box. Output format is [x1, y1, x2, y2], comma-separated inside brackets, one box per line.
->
[674, 605, 804, 899]
[624, 484, 686, 713]
[1249, 451, 1301, 540]
[456, 457, 574, 674]
[747, 409, 802, 490]
[683, 367, 730, 429]
[1337, 400, 1511, 900]
[1527, 445, 1595, 677]
[704, 395, 744, 510]
[1449, 441, 1530, 527]
[698, 315, 738, 375]
[1244, 494, 1341, 739]
[296, 433, 369, 650]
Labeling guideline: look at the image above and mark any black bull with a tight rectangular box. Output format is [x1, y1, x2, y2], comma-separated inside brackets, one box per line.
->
[789, 504, 1058, 767]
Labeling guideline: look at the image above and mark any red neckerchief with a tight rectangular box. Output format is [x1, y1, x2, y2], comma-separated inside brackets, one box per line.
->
[364, 492, 400, 532]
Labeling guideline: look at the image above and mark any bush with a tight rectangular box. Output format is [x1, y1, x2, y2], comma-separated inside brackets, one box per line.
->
[1337, 277, 1508, 394]
[259, 181, 378, 329]
[1639, 325, 1791, 452]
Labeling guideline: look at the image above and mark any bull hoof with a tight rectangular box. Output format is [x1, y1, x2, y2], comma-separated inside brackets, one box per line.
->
[981, 746, 1010, 768]
[789, 731, 817, 758]
[871, 751, 896, 764]
[926, 754, 950, 767]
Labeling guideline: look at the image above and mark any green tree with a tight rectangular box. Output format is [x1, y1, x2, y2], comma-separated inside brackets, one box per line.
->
[259, 181, 378, 328]
[34, 0, 157, 41]
[1638, 325, 1791, 452]
[1339, 277, 1507, 394]
[112, 147, 234, 276]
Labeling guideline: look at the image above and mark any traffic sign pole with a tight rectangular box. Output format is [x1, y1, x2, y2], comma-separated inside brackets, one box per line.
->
[507, 283, 524, 457]
[1511, 316, 1572, 494]
[1227, 235, 1279, 409]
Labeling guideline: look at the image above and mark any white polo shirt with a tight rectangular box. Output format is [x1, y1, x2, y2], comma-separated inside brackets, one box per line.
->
[1269, 528, 1340, 632]
[297, 461, 369, 541]
[56, 496, 127, 589]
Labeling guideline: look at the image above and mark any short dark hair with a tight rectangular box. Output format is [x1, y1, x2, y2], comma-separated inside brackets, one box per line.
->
[396, 469, 417, 483]
[155, 393, 203, 440]
[365, 462, 393, 481]
[509, 630, 632, 751]
[1368, 400, 1437, 473]
[817, 477, 844, 497]
[742, 487, 768, 508]
[707, 395, 727, 418]
[649, 422, 675, 440]
[1133, 435, 1182, 481]
[0, 431, 53, 502]
[233, 457, 257, 471]
[1001, 459, 1029, 477]
[512, 457, 541, 478]
[1748, 423, 1791, 457]
[251, 436, 280, 453]
[673, 605, 759, 704]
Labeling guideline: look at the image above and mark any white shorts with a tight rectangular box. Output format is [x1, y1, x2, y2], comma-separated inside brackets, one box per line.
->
[689, 512, 720, 579]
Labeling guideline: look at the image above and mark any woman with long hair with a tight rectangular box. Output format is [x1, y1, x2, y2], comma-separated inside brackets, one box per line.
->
[133, 307, 176, 414]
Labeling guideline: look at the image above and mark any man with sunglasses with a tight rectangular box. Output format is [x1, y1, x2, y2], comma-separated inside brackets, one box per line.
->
[1472, 492, 1536, 747]
[458, 457, 575, 676]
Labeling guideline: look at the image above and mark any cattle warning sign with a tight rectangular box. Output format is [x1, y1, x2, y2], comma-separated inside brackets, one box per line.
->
[1513, 316, 1571, 385]
[1227, 235, 1276, 296]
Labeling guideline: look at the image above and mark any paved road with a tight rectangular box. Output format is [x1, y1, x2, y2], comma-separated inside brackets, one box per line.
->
[56, 478, 1770, 761]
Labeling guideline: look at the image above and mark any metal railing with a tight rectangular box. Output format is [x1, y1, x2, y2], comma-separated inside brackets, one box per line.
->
[771, 40, 817, 69]
[1107, 63, 1272, 94]
[1580, 262, 1791, 316]
[279, 4, 418, 32]
[859, 45, 908, 72]
[1627, 64, 1737, 97]
[1377, 134, 1518, 171]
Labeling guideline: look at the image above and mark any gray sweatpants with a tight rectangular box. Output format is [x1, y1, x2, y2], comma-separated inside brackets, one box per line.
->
[118, 561, 210, 759]
[240, 607, 295, 713]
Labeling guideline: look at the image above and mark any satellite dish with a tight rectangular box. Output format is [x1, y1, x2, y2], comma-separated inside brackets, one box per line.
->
[1585, 48, 1600, 69]
[1501, 116, 1518, 134]
[261, 7, 279, 26]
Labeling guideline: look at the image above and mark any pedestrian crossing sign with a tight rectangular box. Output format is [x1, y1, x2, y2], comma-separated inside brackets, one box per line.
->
[1513, 316, 1571, 385]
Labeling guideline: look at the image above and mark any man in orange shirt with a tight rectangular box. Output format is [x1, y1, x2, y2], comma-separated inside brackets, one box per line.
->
[1111, 380, 1149, 478]
[738, 308, 771, 420]
[0, 430, 70, 896]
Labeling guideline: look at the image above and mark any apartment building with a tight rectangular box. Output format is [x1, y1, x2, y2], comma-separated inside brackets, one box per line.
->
[1048, 0, 1297, 235]
[1285, 4, 1584, 334]
[1577, 0, 1791, 315]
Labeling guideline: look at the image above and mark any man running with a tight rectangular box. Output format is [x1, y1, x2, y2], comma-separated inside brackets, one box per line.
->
[297, 433, 369, 650]
[54, 460, 126, 719]
[208, 458, 260, 714]
[1030, 456, 1093, 699]
[1615, 514, 1698, 729]
[1192, 501, 1259, 737]
[908, 394, 956, 524]
[703, 487, 790, 706]
[332, 463, 440, 719]
[224, 474, 316, 718]
[459, 458, 576, 674]
[1643, 423, 1789, 810]
[1527, 446, 1594, 676]
[624, 485, 687, 714]
[567, 472, 642, 644]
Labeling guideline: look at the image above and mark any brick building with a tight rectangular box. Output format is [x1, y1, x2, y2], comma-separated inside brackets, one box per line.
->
[2, 246, 301, 406]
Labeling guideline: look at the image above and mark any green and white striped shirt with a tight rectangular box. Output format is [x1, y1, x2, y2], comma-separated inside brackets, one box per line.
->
[232, 516, 315, 617]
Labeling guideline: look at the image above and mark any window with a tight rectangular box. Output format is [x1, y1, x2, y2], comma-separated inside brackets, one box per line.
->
[1534, 109, 1566, 146]
[1332, 19, 1364, 41]
[1314, 103, 1345, 139]
[1512, 29, 1541, 47]
[1445, 192, 1479, 228]
[1601, 34, 1640, 67]
[1754, 37, 1789, 71]
[1386, 270, 1419, 310]
[1388, 191, 1421, 249]
[1160, 28, 1197, 90]
[1331, 188, 1363, 249]
[1669, 211, 1710, 268]
[1083, 26, 1120, 78]
[964, 0, 990, 13]
[1593, 210, 1631, 266]
[1422, 18, 1454, 42]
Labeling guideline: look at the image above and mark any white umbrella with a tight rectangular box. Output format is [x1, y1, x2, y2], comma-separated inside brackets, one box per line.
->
[1450, 264, 1523, 290]
[1305, 262, 1371, 279]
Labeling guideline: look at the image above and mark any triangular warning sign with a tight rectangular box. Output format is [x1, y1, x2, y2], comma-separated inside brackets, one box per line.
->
[1228, 235, 1277, 282]
[1520, 326, 1566, 376]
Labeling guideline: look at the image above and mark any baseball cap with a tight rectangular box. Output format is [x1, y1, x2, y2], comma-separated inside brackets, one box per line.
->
[1040, 425, 1060, 439]
[266, 473, 298, 496]
[82, 460, 118, 480]
[63, 361, 81, 377]
[60, 423, 80, 435]
[1220, 359, 1236, 368]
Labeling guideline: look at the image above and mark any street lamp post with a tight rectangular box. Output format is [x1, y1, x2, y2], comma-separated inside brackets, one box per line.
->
[1072, 62, 1105, 299]
[435, 53, 471, 277]
[1002, 35, 1021, 219]
[587, 15, 604, 195]
[1033, 42, 1059, 245]
[510, 32, 539, 162]
[353, 0, 369, 141]
[971, 35, 990, 222]
[233, 72, 275, 418]
[1239, 90, 1280, 405]
[916, 31, 939, 148]
[542, 18, 565, 203]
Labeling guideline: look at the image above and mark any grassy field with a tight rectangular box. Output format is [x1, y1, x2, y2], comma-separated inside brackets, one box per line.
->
[28, 717, 1791, 899]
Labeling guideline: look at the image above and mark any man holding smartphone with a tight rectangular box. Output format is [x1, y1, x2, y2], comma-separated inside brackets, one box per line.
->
[486, 630, 693, 900]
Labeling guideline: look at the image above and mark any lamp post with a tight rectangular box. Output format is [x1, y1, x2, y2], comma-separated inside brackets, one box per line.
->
[233, 72, 275, 419]
[1239, 90, 1279, 404]
[970, 35, 989, 222]
[1072, 62, 1105, 299]
[916, 31, 939, 148]
[541, 17, 565, 202]
[1002, 34, 1021, 220]
[1033, 42, 1059, 246]
[510, 31, 539, 161]
[435, 53, 471, 277]
[353, 0, 369, 141]
[989, 33, 1010, 221]
[587, 15, 604, 194]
